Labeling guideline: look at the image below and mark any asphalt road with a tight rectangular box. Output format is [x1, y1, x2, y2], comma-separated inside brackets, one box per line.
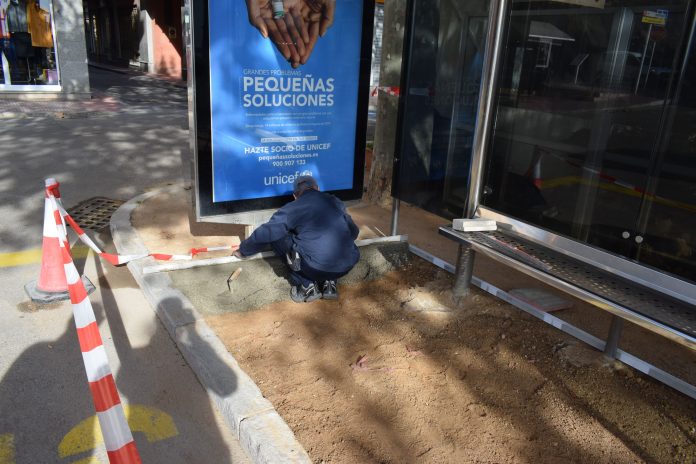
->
[0, 68, 249, 463]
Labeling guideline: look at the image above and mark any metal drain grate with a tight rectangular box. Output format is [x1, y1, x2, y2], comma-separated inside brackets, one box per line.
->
[441, 227, 696, 339]
[66, 197, 125, 231]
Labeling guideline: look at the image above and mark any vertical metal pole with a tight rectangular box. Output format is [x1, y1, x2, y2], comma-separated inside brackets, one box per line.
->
[451, 0, 507, 302]
[113, 3, 123, 59]
[185, 0, 203, 221]
[604, 316, 624, 358]
[465, 0, 510, 219]
[390, 198, 400, 236]
[635, 24, 652, 94]
[644, 41, 657, 88]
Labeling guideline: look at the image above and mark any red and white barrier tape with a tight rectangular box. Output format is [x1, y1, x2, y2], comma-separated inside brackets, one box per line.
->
[151, 246, 237, 261]
[46, 187, 141, 464]
[45, 182, 238, 265]
[370, 85, 400, 97]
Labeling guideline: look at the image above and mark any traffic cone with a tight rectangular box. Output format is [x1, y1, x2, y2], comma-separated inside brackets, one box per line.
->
[525, 147, 545, 189]
[24, 178, 94, 304]
[37, 178, 68, 292]
[531, 161, 543, 189]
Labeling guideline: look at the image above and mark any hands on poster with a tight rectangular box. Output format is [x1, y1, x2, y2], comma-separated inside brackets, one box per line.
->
[245, 0, 336, 68]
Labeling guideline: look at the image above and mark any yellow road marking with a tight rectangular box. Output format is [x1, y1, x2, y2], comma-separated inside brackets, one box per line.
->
[58, 405, 178, 459]
[71, 457, 103, 464]
[0, 434, 15, 464]
[0, 246, 90, 268]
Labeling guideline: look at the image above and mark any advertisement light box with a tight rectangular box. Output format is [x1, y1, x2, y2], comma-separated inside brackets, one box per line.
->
[189, 0, 373, 219]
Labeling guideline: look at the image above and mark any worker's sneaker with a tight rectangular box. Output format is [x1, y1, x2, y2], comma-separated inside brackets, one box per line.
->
[291, 283, 321, 303]
[321, 280, 338, 300]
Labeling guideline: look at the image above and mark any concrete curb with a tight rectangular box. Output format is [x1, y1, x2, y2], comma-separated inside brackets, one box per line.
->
[110, 185, 311, 464]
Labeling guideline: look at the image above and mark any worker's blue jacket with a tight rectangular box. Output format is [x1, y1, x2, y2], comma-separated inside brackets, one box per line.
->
[239, 189, 360, 273]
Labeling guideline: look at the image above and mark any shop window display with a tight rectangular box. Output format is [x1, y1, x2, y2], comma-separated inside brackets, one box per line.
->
[0, 0, 58, 88]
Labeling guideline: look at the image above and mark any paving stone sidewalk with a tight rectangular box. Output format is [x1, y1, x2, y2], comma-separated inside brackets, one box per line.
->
[0, 65, 186, 119]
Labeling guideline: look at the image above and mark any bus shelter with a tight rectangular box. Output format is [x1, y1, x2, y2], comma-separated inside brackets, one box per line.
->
[186, 0, 696, 399]
[392, 0, 696, 398]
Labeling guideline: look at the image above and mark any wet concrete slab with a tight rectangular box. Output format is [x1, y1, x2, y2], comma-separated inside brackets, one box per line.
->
[168, 242, 411, 315]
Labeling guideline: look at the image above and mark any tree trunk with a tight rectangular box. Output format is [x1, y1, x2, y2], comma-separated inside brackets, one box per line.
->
[364, 0, 407, 206]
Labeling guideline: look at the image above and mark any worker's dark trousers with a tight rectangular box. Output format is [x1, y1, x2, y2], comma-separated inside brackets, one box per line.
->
[270, 235, 349, 288]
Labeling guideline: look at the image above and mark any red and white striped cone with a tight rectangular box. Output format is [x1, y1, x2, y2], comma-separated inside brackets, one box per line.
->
[524, 148, 545, 189]
[47, 189, 142, 464]
[38, 178, 68, 292]
[531, 161, 543, 189]
[25, 179, 95, 303]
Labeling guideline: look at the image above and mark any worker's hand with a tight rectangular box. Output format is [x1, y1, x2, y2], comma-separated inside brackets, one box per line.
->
[232, 250, 246, 260]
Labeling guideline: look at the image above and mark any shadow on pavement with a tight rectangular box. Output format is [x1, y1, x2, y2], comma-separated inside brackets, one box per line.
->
[0, 243, 247, 462]
[0, 313, 101, 462]
[92, 254, 243, 462]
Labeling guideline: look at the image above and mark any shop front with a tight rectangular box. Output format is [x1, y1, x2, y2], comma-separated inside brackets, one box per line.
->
[0, 0, 89, 97]
[1, 0, 59, 90]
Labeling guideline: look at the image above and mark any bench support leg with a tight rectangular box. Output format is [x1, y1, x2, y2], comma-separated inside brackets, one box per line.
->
[604, 316, 624, 359]
[390, 198, 400, 236]
[453, 243, 475, 303]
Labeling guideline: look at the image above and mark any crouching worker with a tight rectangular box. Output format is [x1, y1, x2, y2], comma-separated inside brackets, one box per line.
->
[233, 175, 360, 303]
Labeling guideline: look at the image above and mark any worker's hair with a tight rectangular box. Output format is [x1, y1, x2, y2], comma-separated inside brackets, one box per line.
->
[293, 175, 319, 197]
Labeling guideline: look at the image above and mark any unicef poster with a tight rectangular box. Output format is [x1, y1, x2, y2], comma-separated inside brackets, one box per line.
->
[208, 0, 364, 203]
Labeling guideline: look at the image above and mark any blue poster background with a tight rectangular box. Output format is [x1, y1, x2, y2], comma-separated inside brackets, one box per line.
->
[209, 1, 364, 202]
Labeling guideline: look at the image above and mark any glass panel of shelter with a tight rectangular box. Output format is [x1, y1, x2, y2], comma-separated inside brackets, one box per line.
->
[394, 0, 490, 219]
[480, 0, 695, 283]
[634, 12, 696, 283]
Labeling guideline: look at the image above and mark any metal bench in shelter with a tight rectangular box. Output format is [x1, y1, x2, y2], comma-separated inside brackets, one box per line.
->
[437, 225, 696, 399]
